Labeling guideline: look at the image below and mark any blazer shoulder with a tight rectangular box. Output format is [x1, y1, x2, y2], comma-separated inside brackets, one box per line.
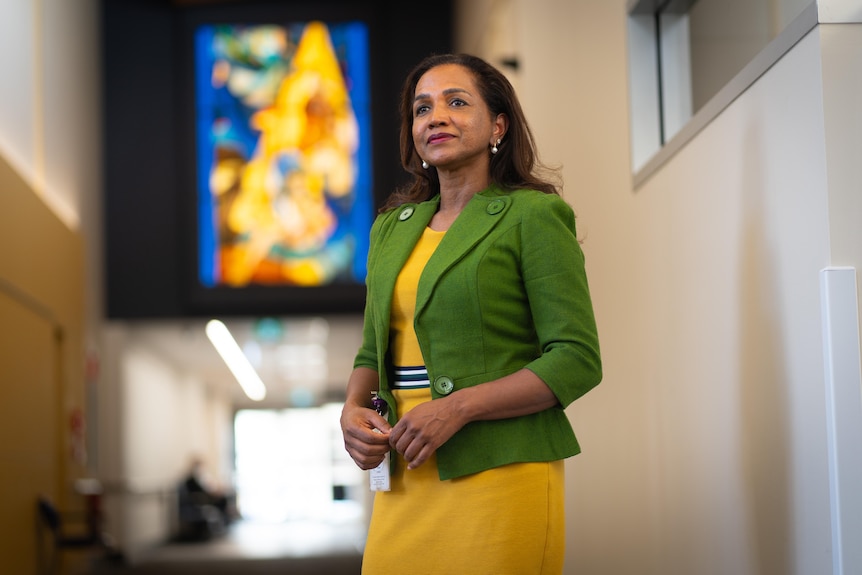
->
[502, 189, 575, 219]
[373, 196, 441, 228]
[369, 204, 407, 242]
[508, 188, 568, 203]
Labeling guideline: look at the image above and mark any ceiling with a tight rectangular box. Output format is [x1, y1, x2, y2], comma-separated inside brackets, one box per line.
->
[120, 315, 365, 409]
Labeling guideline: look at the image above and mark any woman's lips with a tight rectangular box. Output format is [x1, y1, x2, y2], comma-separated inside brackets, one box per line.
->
[428, 133, 454, 144]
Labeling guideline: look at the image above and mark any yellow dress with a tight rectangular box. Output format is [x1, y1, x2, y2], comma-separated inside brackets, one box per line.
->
[362, 227, 565, 575]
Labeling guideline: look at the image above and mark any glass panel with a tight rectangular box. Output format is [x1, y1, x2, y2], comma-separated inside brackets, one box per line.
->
[684, 0, 811, 115]
[658, 11, 693, 142]
[627, 0, 813, 174]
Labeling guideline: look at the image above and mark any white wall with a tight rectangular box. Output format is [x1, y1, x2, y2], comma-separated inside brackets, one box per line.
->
[0, 0, 100, 232]
[820, 25, 862, 270]
[98, 322, 234, 559]
[818, 25, 862, 574]
[122, 348, 230, 489]
[818, 0, 862, 22]
[0, 0, 38, 199]
[505, 1, 840, 574]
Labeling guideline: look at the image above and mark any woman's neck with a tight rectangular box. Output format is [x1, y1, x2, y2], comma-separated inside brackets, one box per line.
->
[428, 174, 488, 231]
[437, 170, 489, 211]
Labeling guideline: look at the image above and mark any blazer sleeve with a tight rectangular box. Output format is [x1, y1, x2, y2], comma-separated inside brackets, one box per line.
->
[352, 211, 388, 372]
[519, 193, 602, 407]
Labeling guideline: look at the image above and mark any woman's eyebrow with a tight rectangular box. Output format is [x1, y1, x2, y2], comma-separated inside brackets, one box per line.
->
[413, 87, 472, 102]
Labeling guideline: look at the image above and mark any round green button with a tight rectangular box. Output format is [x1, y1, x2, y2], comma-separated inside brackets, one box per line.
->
[433, 376, 455, 395]
[486, 199, 505, 215]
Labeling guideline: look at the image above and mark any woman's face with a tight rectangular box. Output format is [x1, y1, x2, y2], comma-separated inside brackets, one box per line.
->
[411, 64, 504, 174]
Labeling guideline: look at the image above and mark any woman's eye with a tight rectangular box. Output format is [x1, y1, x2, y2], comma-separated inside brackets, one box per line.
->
[415, 105, 429, 116]
[450, 98, 466, 107]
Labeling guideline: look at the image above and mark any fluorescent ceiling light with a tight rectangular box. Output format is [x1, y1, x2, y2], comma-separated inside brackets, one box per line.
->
[205, 319, 267, 401]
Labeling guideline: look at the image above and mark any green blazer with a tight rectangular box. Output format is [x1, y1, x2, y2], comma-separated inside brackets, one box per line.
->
[354, 186, 602, 480]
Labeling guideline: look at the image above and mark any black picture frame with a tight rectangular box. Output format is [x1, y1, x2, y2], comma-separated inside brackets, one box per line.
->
[103, 0, 453, 319]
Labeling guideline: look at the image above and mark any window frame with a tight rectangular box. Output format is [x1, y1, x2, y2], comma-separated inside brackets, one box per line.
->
[626, 0, 818, 187]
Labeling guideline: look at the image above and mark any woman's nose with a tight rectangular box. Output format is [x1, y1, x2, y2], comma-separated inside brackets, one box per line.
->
[428, 105, 448, 126]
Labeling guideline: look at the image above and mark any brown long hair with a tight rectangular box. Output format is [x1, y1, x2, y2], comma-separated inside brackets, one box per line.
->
[380, 53, 560, 212]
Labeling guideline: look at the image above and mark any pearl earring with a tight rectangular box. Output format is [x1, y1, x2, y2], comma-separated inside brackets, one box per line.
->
[422, 160, 429, 169]
[491, 138, 501, 154]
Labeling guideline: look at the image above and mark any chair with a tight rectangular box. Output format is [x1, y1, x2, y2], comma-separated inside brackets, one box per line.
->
[36, 496, 105, 574]
[175, 481, 227, 542]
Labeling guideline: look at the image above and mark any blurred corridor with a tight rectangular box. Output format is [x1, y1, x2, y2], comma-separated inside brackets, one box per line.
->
[89, 519, 363, 574]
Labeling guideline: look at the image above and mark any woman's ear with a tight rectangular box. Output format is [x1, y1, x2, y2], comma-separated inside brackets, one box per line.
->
[494, 113, 509, 142]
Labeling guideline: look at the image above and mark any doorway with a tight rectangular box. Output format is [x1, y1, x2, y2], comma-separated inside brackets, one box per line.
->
[233, 405, 366, 525]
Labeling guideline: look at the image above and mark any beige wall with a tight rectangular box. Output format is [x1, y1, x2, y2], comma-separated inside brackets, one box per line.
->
[0, 156, 85, 574]
[0, 3, 94, 564]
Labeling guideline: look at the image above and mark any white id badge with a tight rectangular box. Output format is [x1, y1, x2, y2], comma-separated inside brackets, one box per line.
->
[369, 449, 391, 492]
[369, 391, 391, 491]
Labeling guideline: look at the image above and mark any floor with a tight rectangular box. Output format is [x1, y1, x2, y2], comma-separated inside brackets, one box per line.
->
[88, 520, 365, 575]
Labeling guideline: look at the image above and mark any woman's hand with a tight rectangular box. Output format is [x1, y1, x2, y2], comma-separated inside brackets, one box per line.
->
[389, 369, 560, 470]
[340, 403, 392, 470]
[388, 396, 466, 470]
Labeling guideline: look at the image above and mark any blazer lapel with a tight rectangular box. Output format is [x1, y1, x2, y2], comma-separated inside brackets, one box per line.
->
[371, 197, 440, 343]
[415, 192, 511, 314]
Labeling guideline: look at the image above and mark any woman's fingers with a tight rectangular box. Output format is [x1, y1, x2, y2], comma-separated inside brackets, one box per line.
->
[341, 406, 391, 469]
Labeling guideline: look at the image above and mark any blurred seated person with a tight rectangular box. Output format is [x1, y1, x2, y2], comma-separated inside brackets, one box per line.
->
[177, 457, 236, 540]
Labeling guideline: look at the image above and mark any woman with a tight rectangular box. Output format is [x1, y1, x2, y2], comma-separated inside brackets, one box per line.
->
[340, 53, 602, 574]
